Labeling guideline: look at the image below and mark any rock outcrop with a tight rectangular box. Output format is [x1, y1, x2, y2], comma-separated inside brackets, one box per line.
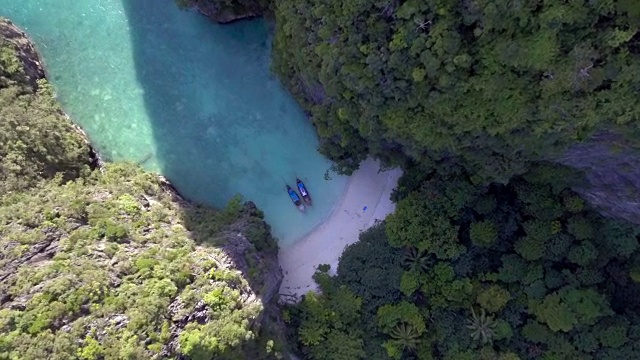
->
[0, 17, 102, 172]
[0, 18, 45, 88]
[182, 0, 265, 24]
[0, 163, 286, 359]
[0, 19, 286, 359]
[558, 131, 640, 225]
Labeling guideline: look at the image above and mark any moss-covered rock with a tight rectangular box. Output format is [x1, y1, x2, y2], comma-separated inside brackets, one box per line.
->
[0, 18, 44, 88]
[0, 163, 285, 359]
[0, 18, 97, 196]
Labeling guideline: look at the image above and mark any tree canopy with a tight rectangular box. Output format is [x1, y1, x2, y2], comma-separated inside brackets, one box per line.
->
[273, 0, 640, 181]
[0, 37, 91, 195]
[287, 167, 640, 359]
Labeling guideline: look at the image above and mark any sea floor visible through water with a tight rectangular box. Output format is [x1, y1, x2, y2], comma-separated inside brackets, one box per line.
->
[0, 0, 347, 246]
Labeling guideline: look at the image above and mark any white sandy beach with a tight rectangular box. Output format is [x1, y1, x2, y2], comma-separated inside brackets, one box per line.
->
[278, 158, 403, 301]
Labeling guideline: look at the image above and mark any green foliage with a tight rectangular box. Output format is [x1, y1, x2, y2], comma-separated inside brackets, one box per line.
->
[77, 336, 104, 360]
[476, 285, 510, 313]
[0, 163, 278, 359]
[421, 263, 473, 309]
[166, 2, 640, 355]
[567, 241, 598, 266]
[288, 172, 640, 359]
[562, 195, 585, 213]
[382, 322, 425, 359]
[377, 301, 425, 335]
[272, 0, 640, 182]
[533, 288, 611, 332]
[337, 223, 404, 309]
[599, 324, 628, 348]
[567, 216, 595, 240]
[0, 39, 22, 78]
[377, 302, 427, 359]
[532, 293, 577, 332]
[402, 246, 431, 273]
[400, 271, 420, 297]
[386, 185, 466, 260]
[470, 220, 498, 247]
[0, 79, 91, 195]
[466, 307, 497, 345]
[295, 287, 365, 360]
[0, 34, 92, 195]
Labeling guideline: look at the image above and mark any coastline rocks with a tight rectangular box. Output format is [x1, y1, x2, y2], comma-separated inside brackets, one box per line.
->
[0, 166, 287, 358]
[0, 18, 103, 171]
[1, 18, 288, 358]
[0, 18, 45, 88]
[221, 201, 283, 307]
[187, 0, 264, 24]
[164, 200, 285, 355]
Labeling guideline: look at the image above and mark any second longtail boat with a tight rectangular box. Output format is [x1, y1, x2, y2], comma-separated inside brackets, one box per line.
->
[296, 178, 312, 206]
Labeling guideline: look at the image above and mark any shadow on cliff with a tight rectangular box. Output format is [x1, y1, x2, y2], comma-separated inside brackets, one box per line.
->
[121, 0, 286, 357]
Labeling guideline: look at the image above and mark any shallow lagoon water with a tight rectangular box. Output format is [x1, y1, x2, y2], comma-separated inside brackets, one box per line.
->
[0, 0, 347, 245]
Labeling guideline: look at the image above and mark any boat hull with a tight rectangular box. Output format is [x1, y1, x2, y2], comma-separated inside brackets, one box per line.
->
[296, 178, 312, 206]
[287, 184, 305, 212]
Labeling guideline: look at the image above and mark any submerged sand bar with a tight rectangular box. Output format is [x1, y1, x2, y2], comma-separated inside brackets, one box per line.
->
[278, 158, 403, 301]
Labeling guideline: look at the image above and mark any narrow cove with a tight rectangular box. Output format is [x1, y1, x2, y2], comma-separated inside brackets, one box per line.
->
[0, 0, 348, 246]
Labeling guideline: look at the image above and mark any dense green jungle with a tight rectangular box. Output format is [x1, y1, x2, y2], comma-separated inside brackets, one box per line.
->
[4, 0, 640, 358]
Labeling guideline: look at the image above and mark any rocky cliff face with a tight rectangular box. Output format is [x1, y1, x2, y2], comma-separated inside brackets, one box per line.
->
[0, 164, 285, 359]
[0, 18, 102, 176]
[179, 0, 266, 24]
[0, 19, 286, 359]
[558, 132, 640, 225]
[0, 18, 45, 88]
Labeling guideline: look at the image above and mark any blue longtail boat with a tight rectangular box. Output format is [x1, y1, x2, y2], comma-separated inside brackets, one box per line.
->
[286, 184, 305, 212]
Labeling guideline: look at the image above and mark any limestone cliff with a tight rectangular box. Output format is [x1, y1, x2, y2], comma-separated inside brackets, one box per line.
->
[558, 131, 640, 225]
[0, 164, 286, 359]
[177, 0, 267, 24]
[0, 18, 44, 88]
[0, 18, 100, 194]
[0, 19, 286, 359]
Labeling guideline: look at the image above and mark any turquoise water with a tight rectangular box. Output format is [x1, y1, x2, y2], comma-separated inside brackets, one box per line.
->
[0, 0, 347, 246]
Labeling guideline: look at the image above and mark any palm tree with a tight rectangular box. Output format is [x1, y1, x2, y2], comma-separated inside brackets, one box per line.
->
[466, 307, 497, 344]
[389, 323, 421, 352]
[403, 247, 431, 273]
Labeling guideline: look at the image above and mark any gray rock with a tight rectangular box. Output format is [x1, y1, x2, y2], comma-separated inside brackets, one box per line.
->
[558, 131, 640, 224]
[0, 18, 45, 88]
[192, 1, 262, 24]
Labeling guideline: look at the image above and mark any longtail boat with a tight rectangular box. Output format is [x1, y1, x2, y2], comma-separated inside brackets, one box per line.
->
[286, 184, 305, 212]
[296, 178, 312, 206]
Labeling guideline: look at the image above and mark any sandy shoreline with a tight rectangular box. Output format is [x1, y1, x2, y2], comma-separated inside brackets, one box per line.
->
[278, 158, 402, 301]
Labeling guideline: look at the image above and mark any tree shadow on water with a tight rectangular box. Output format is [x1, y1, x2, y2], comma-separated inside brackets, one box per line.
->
[121, 1, 287, 358]
[121, 0, 273, 207]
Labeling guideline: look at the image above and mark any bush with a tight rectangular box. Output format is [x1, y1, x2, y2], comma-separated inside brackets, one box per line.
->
[470, 221, 498, 247]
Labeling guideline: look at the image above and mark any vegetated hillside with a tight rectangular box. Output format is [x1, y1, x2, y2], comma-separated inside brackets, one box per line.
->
[272, 0, 640, 181]
[0, 19, 93, 195]
[286, 163, 640, 360]
[0, 18, 285, 360]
